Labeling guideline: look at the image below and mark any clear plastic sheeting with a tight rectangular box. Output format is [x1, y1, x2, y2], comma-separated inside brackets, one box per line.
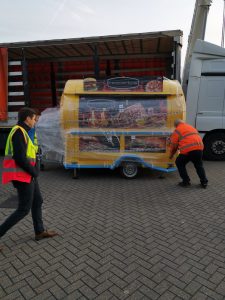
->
[36, 107, 64, 164]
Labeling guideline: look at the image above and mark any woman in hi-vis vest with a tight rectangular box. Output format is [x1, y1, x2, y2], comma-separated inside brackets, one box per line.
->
[0, 107, 58, 251]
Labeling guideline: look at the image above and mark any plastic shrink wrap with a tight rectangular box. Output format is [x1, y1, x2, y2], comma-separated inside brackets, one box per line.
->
[35, 107, 64, 164]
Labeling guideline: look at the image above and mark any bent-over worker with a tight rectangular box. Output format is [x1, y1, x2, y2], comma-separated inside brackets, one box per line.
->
[169, 119, 208, 188]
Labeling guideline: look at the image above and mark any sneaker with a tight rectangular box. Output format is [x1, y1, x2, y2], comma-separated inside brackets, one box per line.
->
[178, 181, 191, 187]
[35, 230, 59, 241]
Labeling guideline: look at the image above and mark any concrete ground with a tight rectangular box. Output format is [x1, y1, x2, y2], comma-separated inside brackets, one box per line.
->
[1, 158, 225, 300]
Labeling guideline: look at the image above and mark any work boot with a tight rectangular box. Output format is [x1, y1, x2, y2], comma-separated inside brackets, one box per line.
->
[35, 230, 59, 241]
[178, 181, 191, 187]
[201, 182, 207, 189]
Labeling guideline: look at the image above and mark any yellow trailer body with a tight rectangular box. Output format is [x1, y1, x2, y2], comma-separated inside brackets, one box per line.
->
[60, 77, 185, 177]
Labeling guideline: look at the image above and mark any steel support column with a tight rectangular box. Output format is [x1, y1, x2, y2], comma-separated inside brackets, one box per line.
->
[93, 44, 99, 79]
[21, 48, 30, 106]
[50, 62, 57, 107]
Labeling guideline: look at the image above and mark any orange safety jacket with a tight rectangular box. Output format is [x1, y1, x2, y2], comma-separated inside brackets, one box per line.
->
[2, 125, 37, 184]
[170, 123, 204, 155]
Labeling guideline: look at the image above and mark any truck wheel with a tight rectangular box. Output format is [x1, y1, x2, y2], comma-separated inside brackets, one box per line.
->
[204, 133, 225, 160]
[120, 162, 139, 179]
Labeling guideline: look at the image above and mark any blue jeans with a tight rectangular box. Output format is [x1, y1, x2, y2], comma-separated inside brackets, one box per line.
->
[0, 178, 44, 237]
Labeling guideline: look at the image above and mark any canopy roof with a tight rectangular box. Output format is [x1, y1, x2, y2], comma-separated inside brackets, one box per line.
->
[0, 30, 182, 62]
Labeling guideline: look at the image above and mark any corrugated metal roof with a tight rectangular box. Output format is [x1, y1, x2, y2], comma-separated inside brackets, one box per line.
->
[0, 30, 182, 62]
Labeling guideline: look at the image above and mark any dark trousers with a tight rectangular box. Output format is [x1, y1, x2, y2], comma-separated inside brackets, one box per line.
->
[175, 150, 208, 184]
[0, 178, 44, 237]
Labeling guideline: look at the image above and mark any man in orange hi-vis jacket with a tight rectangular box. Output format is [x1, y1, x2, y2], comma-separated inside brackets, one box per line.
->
[169, 119, 208, 188]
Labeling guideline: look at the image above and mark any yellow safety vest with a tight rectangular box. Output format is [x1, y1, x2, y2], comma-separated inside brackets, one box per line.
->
[2, 125, 37, 184]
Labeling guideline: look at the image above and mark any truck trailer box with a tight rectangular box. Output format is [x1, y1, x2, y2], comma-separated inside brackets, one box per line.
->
[0, 30, 182, 151]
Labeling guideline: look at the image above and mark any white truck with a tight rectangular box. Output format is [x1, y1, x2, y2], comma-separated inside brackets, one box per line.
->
[183, 0, 225, 160]
[186, 39, 225, 160]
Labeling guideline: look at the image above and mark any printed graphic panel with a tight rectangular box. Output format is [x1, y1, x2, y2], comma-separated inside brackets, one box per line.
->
[125, 136, 167, 153]
[79, 135, 120, 152]
[83, 77, 163, 92]
[79, 96, 167, 129]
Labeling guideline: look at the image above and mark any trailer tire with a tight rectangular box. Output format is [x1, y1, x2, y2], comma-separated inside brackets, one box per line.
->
[120, 162, 139, 179]
[204, 133, 225, 160]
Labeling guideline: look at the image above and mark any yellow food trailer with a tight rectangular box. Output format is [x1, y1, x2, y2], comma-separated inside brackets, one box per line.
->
[60, 77, 185, 178]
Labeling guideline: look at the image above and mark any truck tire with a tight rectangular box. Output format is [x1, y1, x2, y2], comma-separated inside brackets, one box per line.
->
[204, 133, 225, 160]
[120, 162, 139, 179]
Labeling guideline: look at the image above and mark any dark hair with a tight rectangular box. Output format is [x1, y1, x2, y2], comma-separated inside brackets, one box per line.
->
[18, 107, 37, 122]
[34, 108, 41, 116]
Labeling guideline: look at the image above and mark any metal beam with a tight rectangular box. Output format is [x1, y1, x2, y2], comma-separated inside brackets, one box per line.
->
[23, 53, 171, 63]
[50, 62, 57, 107]
[21, 48, 30, 107]
[93, 44, 100, 79]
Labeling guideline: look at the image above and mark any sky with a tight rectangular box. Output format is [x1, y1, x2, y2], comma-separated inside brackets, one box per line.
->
[0, 0, 224, 66]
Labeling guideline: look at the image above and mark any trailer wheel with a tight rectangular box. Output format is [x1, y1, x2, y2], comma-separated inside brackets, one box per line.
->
[204, 133, 225, 160]
[120, 162, 139, 179]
